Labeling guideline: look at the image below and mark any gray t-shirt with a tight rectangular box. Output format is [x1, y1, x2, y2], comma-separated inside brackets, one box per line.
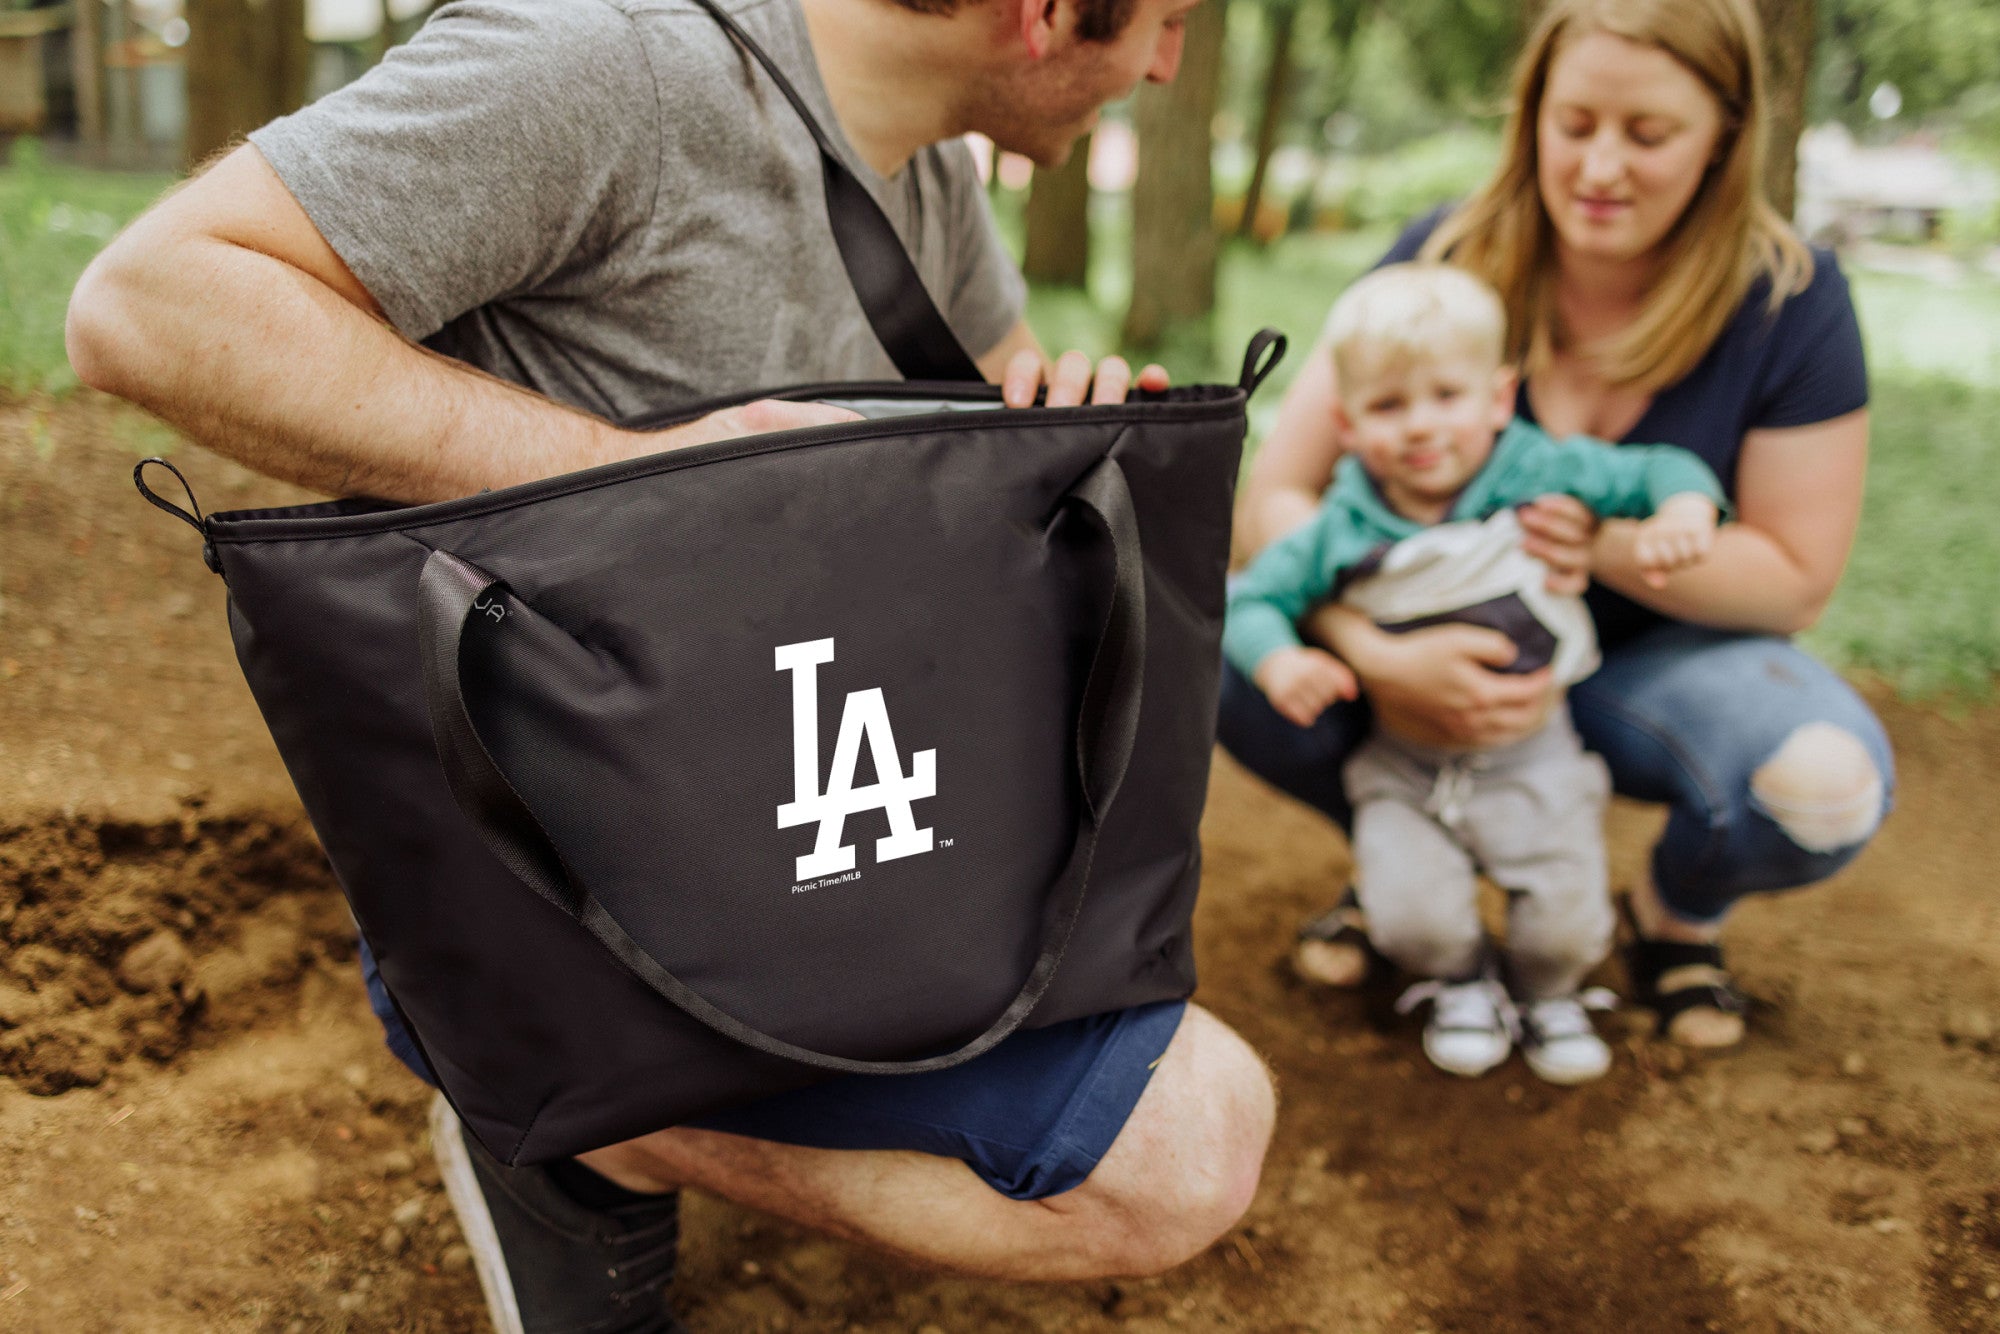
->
[249, 0, 1025, 421]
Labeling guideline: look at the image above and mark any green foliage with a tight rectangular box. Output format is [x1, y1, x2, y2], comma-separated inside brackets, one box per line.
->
[1318, 18, 1458, 151]
[1814, 0, 2000, 143]
[1315, 127, 1499, 230]
[1221, 0, 1522, 168]
[1380, 0, 1521, 113]
[0, 140, 173, 397]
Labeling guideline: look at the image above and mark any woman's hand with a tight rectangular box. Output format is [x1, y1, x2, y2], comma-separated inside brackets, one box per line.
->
[1308, 605, 1561, 749]
[1517, 494, 1601, 596]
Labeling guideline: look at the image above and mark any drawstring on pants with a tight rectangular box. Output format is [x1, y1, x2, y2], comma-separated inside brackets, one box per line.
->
[1424, 754, 1490, 828]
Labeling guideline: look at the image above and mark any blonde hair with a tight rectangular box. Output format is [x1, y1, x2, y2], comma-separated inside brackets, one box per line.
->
[1324, 262, 1508, 394]
[1420, 0, 1812, 393]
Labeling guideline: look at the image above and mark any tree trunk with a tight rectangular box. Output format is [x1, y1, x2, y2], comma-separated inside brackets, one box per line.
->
[1756, 0, 1815, 218]
[183, 0, 311, 169]
[371, 0, 395, 67]
[1237, 3, 1297, 243]
[105, 0, 137, 154]
[1121, 0, 1228, 357]
[70, 0, 104, 146]
[1022, 131, 1092, 288]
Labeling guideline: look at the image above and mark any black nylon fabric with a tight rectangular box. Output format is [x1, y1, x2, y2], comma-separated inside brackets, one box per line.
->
[199, 383, 1249, 1164]
[413, 455, 1146, 1075]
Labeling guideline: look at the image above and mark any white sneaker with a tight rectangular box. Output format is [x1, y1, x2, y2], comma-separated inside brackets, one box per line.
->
[1397, 975, 1516, 1078]
[1518, 989, 1618, 1084]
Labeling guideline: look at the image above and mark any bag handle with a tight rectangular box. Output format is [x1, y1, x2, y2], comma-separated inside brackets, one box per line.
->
[690, 0, 983, 383]
[415, 455, 1146, 1075]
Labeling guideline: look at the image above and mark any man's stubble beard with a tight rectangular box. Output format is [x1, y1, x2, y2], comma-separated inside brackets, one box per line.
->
[959, 61, 1110, 169]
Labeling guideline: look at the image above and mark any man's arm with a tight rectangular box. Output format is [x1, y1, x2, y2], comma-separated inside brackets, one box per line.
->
[66, 146, 849, 504]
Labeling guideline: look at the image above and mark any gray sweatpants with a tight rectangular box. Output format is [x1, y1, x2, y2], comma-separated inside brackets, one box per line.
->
[1343, 711, 1614, 1000]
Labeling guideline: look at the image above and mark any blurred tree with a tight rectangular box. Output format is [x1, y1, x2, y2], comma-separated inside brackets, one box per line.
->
[1236, 0, 1301, 241]
[1814, 0, 2000, 140]
[1122, 0, 1228, 357]
[1388, 0, 1521, 111]
[70, 0, 103, 146]
[1023, 132, 1092, 287]
[371, 0, 439, 69]
[372, 0, 396, 67]
[1281, 0, 1520, 160]
[184, 0, 310, 168]
[1758, 0, 1815, 217]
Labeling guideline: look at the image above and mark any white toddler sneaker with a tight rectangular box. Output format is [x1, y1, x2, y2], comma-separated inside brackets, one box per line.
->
[1397, 974, 1517, 1078]
[1518, 989, 1618, 1084]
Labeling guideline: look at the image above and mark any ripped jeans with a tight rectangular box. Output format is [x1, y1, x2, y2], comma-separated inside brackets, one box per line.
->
[1216, 622, 1895, 927]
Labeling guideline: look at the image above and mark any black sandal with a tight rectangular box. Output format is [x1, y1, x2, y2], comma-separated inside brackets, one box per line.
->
[1618, 897, 1747, 1036]
[1294, 886, 1382, 984]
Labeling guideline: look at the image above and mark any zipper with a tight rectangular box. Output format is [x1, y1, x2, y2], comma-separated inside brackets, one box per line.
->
[207, 389, 1246, 544]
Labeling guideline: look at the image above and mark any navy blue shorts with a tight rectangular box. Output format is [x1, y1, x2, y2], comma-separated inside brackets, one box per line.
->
[361, 941, 1182, 1200]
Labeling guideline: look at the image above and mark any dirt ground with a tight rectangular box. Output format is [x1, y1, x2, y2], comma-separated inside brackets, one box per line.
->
[2, 395, 1998, 1334]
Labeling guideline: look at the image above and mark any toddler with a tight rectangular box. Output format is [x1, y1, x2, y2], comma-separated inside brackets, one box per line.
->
[1224, 263, 1725, 1083]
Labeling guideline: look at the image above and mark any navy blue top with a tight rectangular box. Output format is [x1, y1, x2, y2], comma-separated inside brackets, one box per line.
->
[1379, 209, 1869, 646]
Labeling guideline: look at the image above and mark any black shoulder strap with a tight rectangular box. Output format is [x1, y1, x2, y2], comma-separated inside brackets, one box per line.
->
[691, 0, 984, 383]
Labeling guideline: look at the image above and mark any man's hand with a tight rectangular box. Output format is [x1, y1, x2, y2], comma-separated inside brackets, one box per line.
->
[648, 399, 863, 453]
[1517, 494, 1600, 596]
[1252, 646, 1359, 729]
[1630, 493, 1719, 589]
[1001, 348, 1170, 408]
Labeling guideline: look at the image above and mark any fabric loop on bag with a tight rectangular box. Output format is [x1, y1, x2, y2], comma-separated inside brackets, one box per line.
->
[1238, 329, 1289, 398]
[134, 456, 224, 575]
[414, 453, 1147, 1076]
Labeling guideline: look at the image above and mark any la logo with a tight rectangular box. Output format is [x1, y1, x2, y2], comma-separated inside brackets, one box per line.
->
[775, 639, 936, 881]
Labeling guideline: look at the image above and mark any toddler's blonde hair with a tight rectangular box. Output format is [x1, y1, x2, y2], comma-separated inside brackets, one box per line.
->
[1324, 263, 1508, 396]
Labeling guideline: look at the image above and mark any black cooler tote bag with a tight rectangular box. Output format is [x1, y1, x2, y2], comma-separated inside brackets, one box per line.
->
[134, 0, 1288, 1165]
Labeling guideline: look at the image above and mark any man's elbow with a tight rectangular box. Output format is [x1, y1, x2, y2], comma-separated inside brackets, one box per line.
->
[66, 239, 158, 402]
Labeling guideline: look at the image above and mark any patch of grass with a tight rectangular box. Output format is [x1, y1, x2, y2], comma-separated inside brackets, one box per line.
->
[1803, 374, 2000, 699]
[0, 139, 174, 397]
[1847, 266, 2000, 388]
